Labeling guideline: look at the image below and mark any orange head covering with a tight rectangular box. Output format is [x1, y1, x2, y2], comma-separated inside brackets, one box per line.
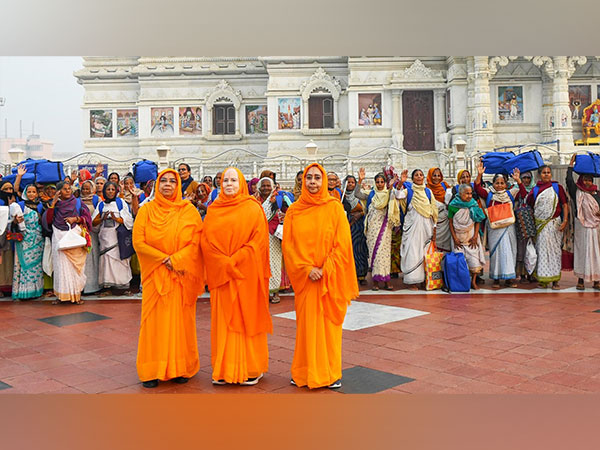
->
[426, 167, 447, 203]
[282, 163, 359, 325]
[201, 167, 272, 336]
[196, 182, 211, 203]
[294, 163, 337, 211]
[133, 168, 204, 311]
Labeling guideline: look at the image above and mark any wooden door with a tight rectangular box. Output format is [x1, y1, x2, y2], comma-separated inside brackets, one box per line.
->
[402, 91, 435, 150]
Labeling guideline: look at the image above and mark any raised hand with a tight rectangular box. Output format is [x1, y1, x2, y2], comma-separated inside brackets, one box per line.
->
[570, 154, 576, 167]
[400, 169, 408, 184]
[358, 167, 366, 181]
[477, 161, 485, 176]
[16, 165, 27, 177]
[512, 167, 521, 184]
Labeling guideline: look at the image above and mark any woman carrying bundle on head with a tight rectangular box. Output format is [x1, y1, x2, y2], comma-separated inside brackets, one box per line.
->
[448, 183, 486, 290]
[426, 167, 452, 252]
[354, 167, 401, 291]
[567, 155, 600, 290]
[398, 169, 438, 290]
[526, 165, 569, 290]
[475, 161, 527, 289]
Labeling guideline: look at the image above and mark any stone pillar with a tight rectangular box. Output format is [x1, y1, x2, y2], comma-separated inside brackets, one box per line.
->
[391, 89, 405, 168]
[302, 99, 309, 129]
[533, 56, 587, 158]
[434, 89, 447, 150]
[471, 56, 495, 152]
[551, 56, 574, 152]
[465, 57, 475, 154]
[541, 73, 554, 141]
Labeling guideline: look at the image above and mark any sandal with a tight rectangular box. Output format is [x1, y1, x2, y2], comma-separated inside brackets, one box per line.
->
[75, 300, 85, 305]
[576, 283, 585, 291]
[269, 294, 280, 304]
[552, 283, 560, 291]
[594, 282, 600, 291]
[51, 300, 60, 305]
[504, 281, 518, 288]
[382, 285, 394, 291]
[98, 291, 112, 297]
[372, 286, 379, 291]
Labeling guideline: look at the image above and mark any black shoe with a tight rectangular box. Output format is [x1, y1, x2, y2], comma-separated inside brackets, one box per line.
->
[172, 377, 189, 384]
[142, 379, 159, 388]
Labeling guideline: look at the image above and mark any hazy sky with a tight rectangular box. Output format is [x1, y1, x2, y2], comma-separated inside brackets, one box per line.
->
[0, 56, 83, 155]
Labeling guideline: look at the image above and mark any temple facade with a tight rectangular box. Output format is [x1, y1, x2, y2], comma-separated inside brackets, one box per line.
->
[74, 56, 598, 178]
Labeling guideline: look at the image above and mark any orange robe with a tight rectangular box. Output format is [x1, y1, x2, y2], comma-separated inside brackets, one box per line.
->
[283, 163, 359, 388]
[201, 167, 273, 383]
[133, 168, 204, 382]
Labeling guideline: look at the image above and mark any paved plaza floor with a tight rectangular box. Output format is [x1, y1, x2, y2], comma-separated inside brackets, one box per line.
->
[1, 275, 600, 394]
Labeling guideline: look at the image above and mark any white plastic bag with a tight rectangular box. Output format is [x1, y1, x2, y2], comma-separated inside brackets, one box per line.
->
[524, 238, 537, 275]
[42, 237, 53, 276]
[274, 223, 284, 240]
[0, 205, 9, 236]
[58, 225, 86, 251]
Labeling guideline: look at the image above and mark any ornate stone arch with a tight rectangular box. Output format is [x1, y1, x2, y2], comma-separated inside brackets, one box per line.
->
[205, 80, 243, 140]
[299, 67, 343, 134]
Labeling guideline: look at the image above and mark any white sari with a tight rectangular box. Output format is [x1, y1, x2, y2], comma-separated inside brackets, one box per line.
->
[92, 201, 134, 289]
[435, 200, 451, 252]
[534, 187, 562, 283]
[401, 204, 434, 284]
[52, 225, 87, 302]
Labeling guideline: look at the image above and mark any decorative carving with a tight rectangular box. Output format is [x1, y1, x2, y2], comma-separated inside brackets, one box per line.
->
[532, 56, 587, 79]
[205, 80, 242, 109]
[488, 56, 509, 76]
[532, 56, 555, 78]
[567, 56, 588, 77]
[391, 59, 444, 80]
[299, 67, 343, 100]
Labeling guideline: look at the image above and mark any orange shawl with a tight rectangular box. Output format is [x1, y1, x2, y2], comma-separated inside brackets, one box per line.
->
[427, 167, 447, 203]
[133, 168, 204, 320]
[201, 167, 273, 337]
[282, 163, 359, 325]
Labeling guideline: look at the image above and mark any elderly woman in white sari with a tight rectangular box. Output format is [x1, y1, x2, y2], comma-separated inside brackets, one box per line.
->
[398, 169, 438, 290]
[92, 181, 134, 295]
[355, 167, 401, 291]
[448, 184, 486, 290]
[525, 165, 569, 290]
[567, 155, 600, 290]
[256, 176, 284, 303]
[475, 162, 527, 289]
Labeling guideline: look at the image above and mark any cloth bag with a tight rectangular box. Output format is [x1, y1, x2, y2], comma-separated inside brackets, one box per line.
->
[442, 252, 471, 293]
[487, 202, 515, 229]
[42, 236, 53, 276]
[524, 238, 537, 275]
[424, 243, 444, 291]
[514, 204, 536, 240]
[58, 225, 87, 251]
[117, 224, 135, 259]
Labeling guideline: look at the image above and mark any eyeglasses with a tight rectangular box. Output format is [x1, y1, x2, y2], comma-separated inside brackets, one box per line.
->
[178, 168, 187, 172]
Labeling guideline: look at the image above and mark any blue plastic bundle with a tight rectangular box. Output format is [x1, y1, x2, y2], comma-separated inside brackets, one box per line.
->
[482, 152, 515, 174]
[574, 152, 600, 177]
[502, 150, 545, 174]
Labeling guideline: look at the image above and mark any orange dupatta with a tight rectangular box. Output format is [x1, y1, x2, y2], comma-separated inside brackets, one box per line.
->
[282, 163, 359, 325]
[426, 167, 447, 203]
[200, 167, 273, 337]
[132, 168, 204, 321]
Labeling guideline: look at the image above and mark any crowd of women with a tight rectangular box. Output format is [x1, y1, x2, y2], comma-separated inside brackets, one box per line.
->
[335, 154, 600, 292]
[1, 154, 600, 388]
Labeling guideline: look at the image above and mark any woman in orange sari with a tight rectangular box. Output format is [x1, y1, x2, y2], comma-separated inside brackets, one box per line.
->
[201, 167, 272, 386]
[283, 163, 359, 389]
[133, 168, 204, 388]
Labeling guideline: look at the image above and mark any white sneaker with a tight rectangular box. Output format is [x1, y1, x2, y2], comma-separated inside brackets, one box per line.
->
[328, 379, 342, 389]
[241, 373, 263, 386]
[212, 379, 226, 385]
